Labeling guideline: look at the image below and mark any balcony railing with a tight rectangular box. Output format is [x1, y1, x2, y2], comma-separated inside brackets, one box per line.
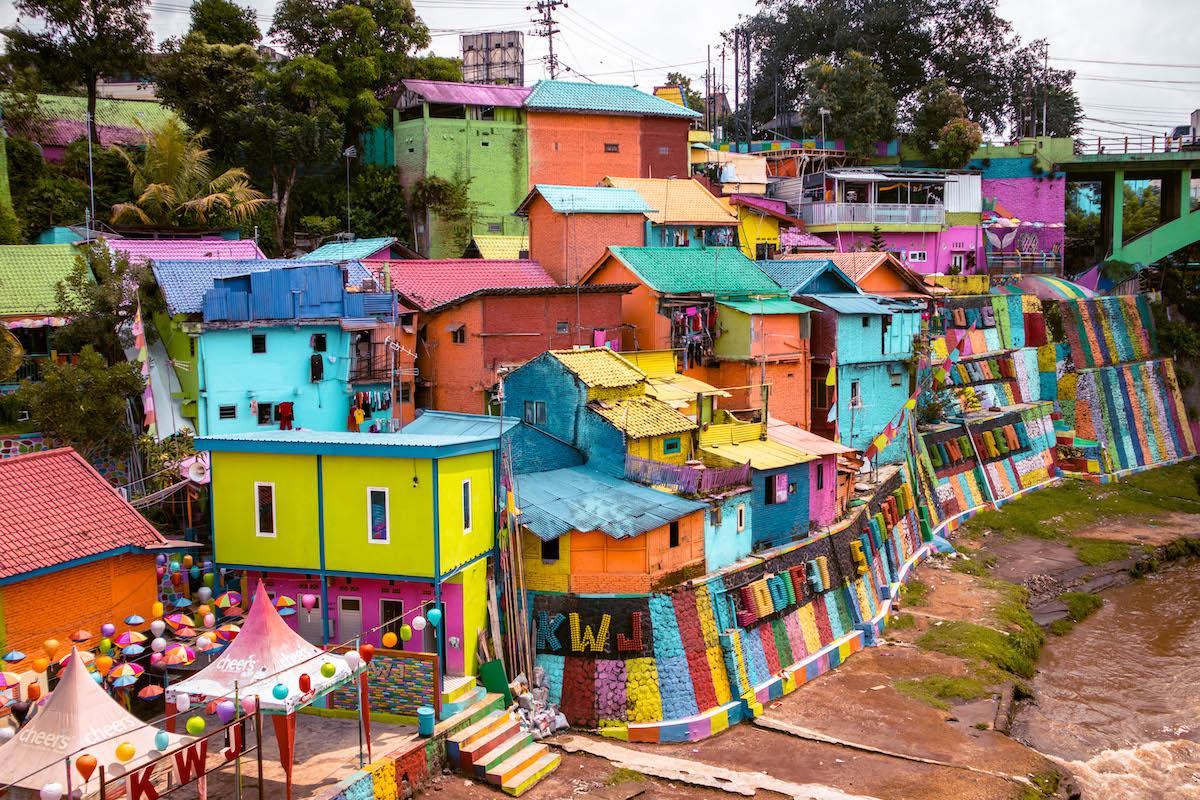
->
[984, 252, 1062, 276]
[799, 202, 945, 227]
[348, 342, 394, 383]
[625, 455, 750, 496]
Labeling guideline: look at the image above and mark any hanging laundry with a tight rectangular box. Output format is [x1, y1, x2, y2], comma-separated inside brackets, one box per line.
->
[277, 401, 294, 431]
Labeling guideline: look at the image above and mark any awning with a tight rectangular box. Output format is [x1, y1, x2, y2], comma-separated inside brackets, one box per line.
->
[719, 297, 818, 315]
[802, 294, 897, 315]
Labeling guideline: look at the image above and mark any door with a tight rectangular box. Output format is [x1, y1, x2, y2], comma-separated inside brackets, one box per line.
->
[338, 596, 363, 643]
[296, 594, 324, 644]
[421, 602, 445, 658]
[380, 599, 404, 648]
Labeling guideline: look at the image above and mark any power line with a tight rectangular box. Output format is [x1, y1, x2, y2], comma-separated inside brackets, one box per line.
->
[1052, 55, 1200, 69]
[527, 0, 566, 79]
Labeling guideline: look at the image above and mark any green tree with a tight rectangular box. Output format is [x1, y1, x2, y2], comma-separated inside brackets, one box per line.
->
[410, 175, 475, 257]
[930, 118, 983, 168]
[664, 71, 704, 113]
[189, 0, 260, 45]
[797, 52, 895, 156]
[291, 164, 409, 242]
[110, 118, 268, 227]
[62, 138, 133, 217]
[2, 0, 152, 144]
[0, 65, 50, 142]
[1122, 183, 1160, 240]
[408, 54, 462, 82]
[1008, 40, 1082, 138]
[6, 135, 87, 240]
[909, 79, 968, 156]
[868, 226, 886, 252]
[14, 346, 143, 457]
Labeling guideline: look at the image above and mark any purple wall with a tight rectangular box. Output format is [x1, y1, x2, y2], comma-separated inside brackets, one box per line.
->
[808, 453, 839, 526]
[817, 226, 983, 274]
[982, 177, 1066, 256]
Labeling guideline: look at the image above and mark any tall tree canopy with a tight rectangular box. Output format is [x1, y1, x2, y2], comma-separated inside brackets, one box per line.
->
[2, 0, 152, 143]
[188, 0, 261, 45]
[797, 51, 895, 156]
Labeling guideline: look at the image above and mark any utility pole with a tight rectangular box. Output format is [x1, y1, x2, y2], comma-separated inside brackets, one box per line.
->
[720, 45, 727, 139]
[527, 0, 567, 79]
[706, 45, 712, 132]
[1042, 45, 1050, 137]
[732, 30, 740, 147]
[744, 28, 753, 147]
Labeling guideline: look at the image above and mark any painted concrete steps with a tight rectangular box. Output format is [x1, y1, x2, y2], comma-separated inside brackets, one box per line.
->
[474, 731, 535, 778]
[484, 741, 551, 785]
[442, 674, 478, 706]
[459, 714, 522, 771]
[440, 686, 489, 721]
[445, 709, 508, 767]
[500, 750, 562, 797]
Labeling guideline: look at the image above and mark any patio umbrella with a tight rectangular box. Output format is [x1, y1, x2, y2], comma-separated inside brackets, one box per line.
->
[214, 591, 241, 609]
[69, 629, 92, 643]
[108, 663, 144, 688]
[115, 632, 147, 646]
[164, 613, 194, 631]
[124, 615, 146, 625]
[137, 685, 164, 700]
[58, 651, 94, 669]
[173, 626, 197, 639]
[172, 597, 194, 609]
[214, 624, 241, 642]
[2, 651, 25, 663]
[161, 644, 195, 667]
[274, 596, 297, 617]
[0, 672, 21, 691]
[122, 644, 146, 657]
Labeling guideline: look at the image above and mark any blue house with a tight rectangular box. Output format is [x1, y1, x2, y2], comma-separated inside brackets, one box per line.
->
[759, 258, 922, 463]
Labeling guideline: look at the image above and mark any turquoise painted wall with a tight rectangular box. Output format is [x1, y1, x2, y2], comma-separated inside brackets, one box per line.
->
[834, 311, 919, 464]
[704, 492, 753, 572]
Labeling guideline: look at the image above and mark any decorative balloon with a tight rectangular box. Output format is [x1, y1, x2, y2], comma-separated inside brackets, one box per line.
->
[272, 683, 288, 700]
[75, 755, 97, 782]
[185, 716, 206, 736]
[100, 623, 116, 638]
[99, 637, 113, 654]
[320, 662, 336, 678]
[42, 639, 59, 658]
[39, 782, 64, 800]
[170, 573, 182, 587]
[26, 683, 41, 701]
[0, 725, 14, 741]
[344, 650, 361, 671]
[240, 696, 257, 716]
[175, 692, 191, 713]
[298, 673, 311, 693]
[156, 554, 167, 566]
[11, 701, 31, 724]
[150, 619, 166, 637]
[152, 601, 164, 618]
[427, 607, 442, 628]
[301, 594, 317, 611]
[381, 631, 397, 648]
[32, 657, 49, 674]
[149, 652, 164, 669]
[190, 566, 200, 580]
[151, 637, 166, 653]
[203, 613, 216, 628]
[183, 555, 194, 569]
[400, 624, 412, 642]
[156, 567, 165, 579]
[169, 561, 180, 573]
[216, 700, 237, 724]
[412, 615, 426, 632]
[358, 644, 375, 663]
[96, 655, 113, 675]
[203, 573, 215, 587]
[154, 730, 170, 751]
[115, 742, 136, 762]
[198, 586, 212, 603]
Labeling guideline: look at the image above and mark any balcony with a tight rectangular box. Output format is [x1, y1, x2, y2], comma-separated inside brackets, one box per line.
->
[625, 455, 750, 496]
[348, 342, 395, 384]
[799, 202, 945, 227]
[984, 252, 1062, 276]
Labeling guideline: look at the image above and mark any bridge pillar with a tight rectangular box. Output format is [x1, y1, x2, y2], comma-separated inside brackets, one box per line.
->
[1181, 168, 1193, 218]
[1103, 169, 1125, 258]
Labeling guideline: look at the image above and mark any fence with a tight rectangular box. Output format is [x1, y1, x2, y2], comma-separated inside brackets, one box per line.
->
[625, 455, 750, 495]
[799, 202, 945, 226]
[1074, 134, 1199, 156]
[985, 251, 1062, 276]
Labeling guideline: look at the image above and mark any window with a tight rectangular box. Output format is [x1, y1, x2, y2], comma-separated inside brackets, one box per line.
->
[487, 223, 502, 233]
[890, 371, 903, 387]
[812, 378, 830, 411]
[257, 402, 274, 425]
[255, 482, 276, 537]
[380, 599, 404, 640]
[669, 521, 680, 548]
[556, 321, 570, 335]
[663, 436, 682, 455]
[219, 405, 237, 420]
[736, 504, 746, 532]
[523, 400, 547, 426]
[540, 538, 560, 561]
[764, 473, 788, 505]
[850, 380, 863, 408]
[450, 323, 466, 344]
[951, 253, 966, 271]
[251, 333, 267, 354]
[399, 383, 413, 402]
[188, 337, 197, 357]
[658, 146, 670, 156]
[816, 463, 825, 491]
[367, 487, 390, 543]
[861, 316, 871, 328]
[908, 250, 928, 263]
[311, 333, 327, 352]
[480, 139, 490, 147]
[604, 143, 620, 153]
[462, 479, 473, 533]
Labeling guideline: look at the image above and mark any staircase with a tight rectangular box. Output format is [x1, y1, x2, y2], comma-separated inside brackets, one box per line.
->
[445, 709, 561, 796]
[441, 675, 487, 720]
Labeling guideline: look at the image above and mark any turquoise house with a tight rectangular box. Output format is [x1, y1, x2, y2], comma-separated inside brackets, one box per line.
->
[759, 258, 922, 463]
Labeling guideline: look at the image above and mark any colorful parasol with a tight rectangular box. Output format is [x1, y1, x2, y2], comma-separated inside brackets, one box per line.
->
[214, 591, 241, 609]
[115, 632, 147, 646]
[124, 615, 146, 625]
[58, 651, 94, 669]
[173, 626, 197, 639]
[274, 596, 297, 617]
[69, 629, 92, 643]
[164, 613, 194, 631]
[137, 685, 164, 699]
[214, 623, 241, 642]
[0, 671, 21, 691]
[161, 644, 195, 667]
[2, 651, 25, 662]
[172, 597, 194, 609]
[122, 644, 146, 657]
[108, 663, 144, 688]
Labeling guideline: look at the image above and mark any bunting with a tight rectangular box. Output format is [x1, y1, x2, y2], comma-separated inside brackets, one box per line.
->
[133, 299, 156, 438]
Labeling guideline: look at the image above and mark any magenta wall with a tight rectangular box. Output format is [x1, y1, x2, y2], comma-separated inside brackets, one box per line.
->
[808, 453, 839, 526]
[982, 176, 1066, 255]
[816, 227, 982, 274]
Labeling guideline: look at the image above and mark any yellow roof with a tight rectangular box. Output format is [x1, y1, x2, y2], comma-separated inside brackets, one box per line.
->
[617, 350, 729, 408]
[698, 422, 814, 469]
[589, 396, 697, 438]
[550, 347, 645, 389]
[472, 235, 529, 260]
[602, 177, 737, 226]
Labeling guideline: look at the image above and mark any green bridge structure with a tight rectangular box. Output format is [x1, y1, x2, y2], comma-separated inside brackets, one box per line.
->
[1060, 138, 1200, 267]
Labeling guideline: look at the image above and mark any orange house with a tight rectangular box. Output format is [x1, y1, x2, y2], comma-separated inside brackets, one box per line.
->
[813, 253, 933, 304]
[0, 448, 179, 679]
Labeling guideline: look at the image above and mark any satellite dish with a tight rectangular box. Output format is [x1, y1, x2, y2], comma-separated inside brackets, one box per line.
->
[0, 328, 24, 381]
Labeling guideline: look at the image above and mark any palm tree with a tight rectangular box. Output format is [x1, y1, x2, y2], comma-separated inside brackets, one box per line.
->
[111, 118, 268, 227]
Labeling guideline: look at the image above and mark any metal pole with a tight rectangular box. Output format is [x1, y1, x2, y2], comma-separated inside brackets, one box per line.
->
[1042, 45, 1049, 137]
[345, 154, 352, 235]
[254, 699, 264, 800]
[85, 113, 96, 239]
[355, 635, 364, 768]
[235, 680, 243, 800]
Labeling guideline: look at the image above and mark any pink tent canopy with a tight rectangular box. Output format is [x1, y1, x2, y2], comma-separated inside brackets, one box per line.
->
[0, 649, 190, 793]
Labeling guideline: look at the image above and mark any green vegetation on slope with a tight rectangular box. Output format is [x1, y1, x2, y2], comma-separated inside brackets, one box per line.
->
[893, 675, 990, 710]
[917, 579, 1044, 682]
[1049, 591, 1104, 636]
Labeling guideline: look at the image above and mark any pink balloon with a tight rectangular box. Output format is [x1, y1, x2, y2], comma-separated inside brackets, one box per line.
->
[240, 696, 257, 715]
[150, 653, 163, 667]
[301, 594, 317, 611]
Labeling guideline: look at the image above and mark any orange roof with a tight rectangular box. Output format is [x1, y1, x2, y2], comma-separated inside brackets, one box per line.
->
[602, 177, 737, 226]
[823, 253, 930, 297]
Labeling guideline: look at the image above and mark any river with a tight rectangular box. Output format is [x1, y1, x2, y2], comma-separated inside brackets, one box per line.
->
[1012, 562, 1200, 798]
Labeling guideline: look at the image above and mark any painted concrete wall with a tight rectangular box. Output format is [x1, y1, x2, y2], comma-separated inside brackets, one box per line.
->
[436, 451, 496, 574]
[502, 353, 590, 450]
[585, 257, 673, 351]
[701, 360, 811, 429]
[835, 311, 920, 365]
[569, 507, 705, 593]
[819, 227, 983, 274]
[734, 209, 781, 258]
[526, 197, 645, 285]
[528, 111, 642, 187]
[982, 173, 1067, 255]
[638, 117, 691, 180]
[703, 491, 753, 572]
[837, 361, 909, 463]
[211, 451, 321, 570]
[750, 463, 811, 549]
[808, 453, 838, 526]
[522, 527, 572, 593]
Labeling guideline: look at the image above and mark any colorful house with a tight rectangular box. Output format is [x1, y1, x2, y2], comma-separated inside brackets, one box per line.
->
[5, 94, 179, 162]
[619, 349, 730, 418]
[301, 237, 403, 263]
[526, 80, 699, 188]
[0, 244, 80, 386]
[766, 417, 857, 527]
[393, 80, 532, 258]
[375, 259, 630, 413]
[759, 258, 922, 462]
[200, 412, 505, 678]
[516, 184, 653, 285]
[818, 252, 933, 303]
[0, 447, 174, 673]
[725, 195, 806, 260]
[463, 235, 529, 260]
[601, 177, 737, 249]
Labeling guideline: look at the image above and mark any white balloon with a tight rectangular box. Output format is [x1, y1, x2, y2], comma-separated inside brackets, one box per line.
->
[40, 783, 64, 800]
[151, 637, 167, 653]
[150, 620, 166, 637]
[343, 651, 361, 671]
[412, 615, 426, 631]
[197, 587, 212, 602]
[175, 692, 191, 713]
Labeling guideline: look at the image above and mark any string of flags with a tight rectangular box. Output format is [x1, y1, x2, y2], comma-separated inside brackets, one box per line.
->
[132, 299, 156, 438]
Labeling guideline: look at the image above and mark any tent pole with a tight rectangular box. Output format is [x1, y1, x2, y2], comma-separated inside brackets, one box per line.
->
[255, 699, 264, 800]
[235, 679, 243, 800]
[356, 635, 364, 768]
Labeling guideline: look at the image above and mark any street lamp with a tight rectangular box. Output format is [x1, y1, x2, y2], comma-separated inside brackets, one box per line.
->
[343, 145, 358, 236]
[818, 107, 831, 145]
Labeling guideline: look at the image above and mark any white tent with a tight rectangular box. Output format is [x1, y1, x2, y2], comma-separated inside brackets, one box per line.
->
[0, 649, 190, 796]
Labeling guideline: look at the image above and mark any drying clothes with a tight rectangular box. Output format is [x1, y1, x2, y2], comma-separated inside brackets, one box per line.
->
[354, 407, 365, 426]
[347, 408, 359, 432]
[277, 401, 294, 431]
[953, 307, 967, 327]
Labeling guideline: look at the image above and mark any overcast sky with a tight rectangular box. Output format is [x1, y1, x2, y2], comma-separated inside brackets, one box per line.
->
[2, 0, 1198, 137]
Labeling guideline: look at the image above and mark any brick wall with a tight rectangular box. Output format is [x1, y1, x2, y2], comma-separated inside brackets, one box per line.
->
[327, 648, 438, 718]
[528, 111, 642, 187]
[527, 198, 645, 285]
[638, 118, 691, 180]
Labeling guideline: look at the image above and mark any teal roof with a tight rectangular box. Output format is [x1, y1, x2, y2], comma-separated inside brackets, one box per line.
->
[300, 237, 396, 262]
[403, 411, 520, 437]
[602, 247, 783, 296]
[0, 244, 82, 316]
[197, 427, 502, 458]
[526, 80, 701, 119]
[520, 184, 654, 215]
[757, 258, 860, 296]
[718, 297, 818, 315]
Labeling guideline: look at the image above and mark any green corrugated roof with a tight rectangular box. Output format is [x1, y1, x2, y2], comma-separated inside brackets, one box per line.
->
[718, 297, 817, 315]
[37, 94, 178, 131]
[604, 246, 783, 296]
[526, 80, 701, 119]
[0, 244, 81, 316]
[525, 184, 654, 214]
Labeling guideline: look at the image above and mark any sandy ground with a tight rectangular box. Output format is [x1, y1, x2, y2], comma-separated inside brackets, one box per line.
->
[1069, 511, 1200, 546]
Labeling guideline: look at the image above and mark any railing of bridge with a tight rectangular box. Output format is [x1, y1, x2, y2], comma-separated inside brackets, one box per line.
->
[1074, 135, 1200, 156]
[984, 252, 1062, 276]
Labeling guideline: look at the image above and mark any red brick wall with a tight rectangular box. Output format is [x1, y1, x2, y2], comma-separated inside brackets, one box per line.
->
[639, 118, 691, 180]
[527, 197, 646, 285]
[698, 358, 811, 429]
[418, 301, 486, 413]
[528, 111, 642, 187]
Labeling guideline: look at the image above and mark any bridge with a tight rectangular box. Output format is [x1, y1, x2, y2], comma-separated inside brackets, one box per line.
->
[1059, 135, 1200, 267]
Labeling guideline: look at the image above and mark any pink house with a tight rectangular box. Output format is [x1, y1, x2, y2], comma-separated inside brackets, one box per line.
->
[102, 237, 266, 265]
[766, 418, 856, 526]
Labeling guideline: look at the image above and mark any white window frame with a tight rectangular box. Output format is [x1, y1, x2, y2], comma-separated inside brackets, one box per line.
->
[366, 486, 390, 545]
[951, 253, 966, 270]
[462, 479, 473, 534]
[908, 250, 928, 263]
[850, 380, 864, 409]
[736, 503, 746, 532]
[254, 481, 276, 537]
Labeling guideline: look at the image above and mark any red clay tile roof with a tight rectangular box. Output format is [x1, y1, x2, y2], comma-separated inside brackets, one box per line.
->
[370, 259, 559, 311]
[0, 448, 168, 580]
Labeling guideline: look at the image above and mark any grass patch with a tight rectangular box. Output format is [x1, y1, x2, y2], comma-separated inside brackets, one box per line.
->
[900, 579, 930, 606]
[950, 551, 997, 576]
[917, 578, 1044, 681]
[1019, 771, 1062, 800]
[1048, 591, 1104, 636]
[893, 675, 990, 710]
[1067, 537, 1131, 565]
[889, 613, 917, 630]
[606, 768, 645, 785]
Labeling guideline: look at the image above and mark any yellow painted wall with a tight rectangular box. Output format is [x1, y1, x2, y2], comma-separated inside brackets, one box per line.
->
[447, 559, 488, 675]
[735, 209, 780, 258]
[437, 452, 496, 574]
[321, 455, 436, 577]
[211, 451, 320, 569]
[521, 529, 571, 592]
[626, 434, 691, 464]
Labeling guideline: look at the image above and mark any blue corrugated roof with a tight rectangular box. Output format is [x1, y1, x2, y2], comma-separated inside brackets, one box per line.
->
[404, 411, 521, 437]
[202, 263, 393, 323]
[299, 237, 396, 262]
[522, 185, 654, 215]
[515, 466, 706, 542]
[803, 294, 898, 315]
[757, 258, 861, 296]
[198, 426, 503, 458]
[153, 259, 371, 315]
[526, 80, 701, 119]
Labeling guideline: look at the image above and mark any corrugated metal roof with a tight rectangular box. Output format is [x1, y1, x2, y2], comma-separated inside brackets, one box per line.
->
[550, 347, 645, 388]
[602, 247, 782, 296]
[823, 253, 930, 295]
[757, 258, 851, 295]
[699, 438, 815, 470]
[766, 417, 855, 456]
[603, 177, 735, 225]
[718, 297, 817, 315]
[300, 238, 396, 262]
[589, 396, 697, 438]
[802, 294, 897, 315]
[107, 238, 266, 264]
[521, 185, 654, 215]
[152, 259, 371, 315]
[402, 79, 531, 108]
[0, 244, 81, 316]
[778, 229, 835, 250]
[198, 428, 499, 451]
[376, 259, 557, 311]
[202, 263, 392, 323]
[470, 235, 529, 259]
[403, 411, 520, 437]
[526, 80, 701, 119]
[515, 465, 705, 541]
[644, 374, 730, 408]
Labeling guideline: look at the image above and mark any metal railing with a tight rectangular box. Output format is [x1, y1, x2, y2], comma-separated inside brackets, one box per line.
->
[348, 341, 394, 383]
[799, 202, 945, 226]
[625, 455, 751, 495]
[1074, 134, 1199, 156]
[984, 252, 1062, 276]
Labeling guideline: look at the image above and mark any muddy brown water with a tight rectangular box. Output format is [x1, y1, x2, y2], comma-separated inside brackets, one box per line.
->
[1012, 562, 1200, 798]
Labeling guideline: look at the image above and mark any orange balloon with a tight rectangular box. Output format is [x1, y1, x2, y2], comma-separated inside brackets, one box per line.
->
[381, 632, 398, 648]
[197, 604, 211, 618]
[183, 555, 194, 568]
[26, 683, 41, 701]
[152, 601, 164, 618]
[96, 656, 114, 675]
[115, 742, 136, 762]
[76, 754, 97, 781]
[42, 639, 59, 658]
[32, 657, 50, 674]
